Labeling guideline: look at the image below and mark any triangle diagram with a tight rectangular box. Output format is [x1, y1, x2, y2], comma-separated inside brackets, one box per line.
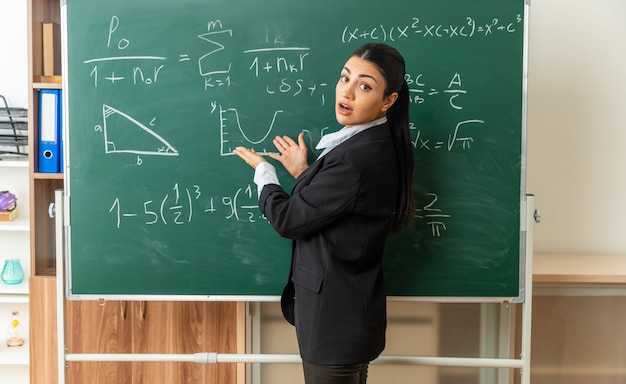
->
[102, 104, 178, 156]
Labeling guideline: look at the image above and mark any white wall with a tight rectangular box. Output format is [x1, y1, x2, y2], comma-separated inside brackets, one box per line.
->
[0, 0, 28, 108]
[527, 0, 626, 254]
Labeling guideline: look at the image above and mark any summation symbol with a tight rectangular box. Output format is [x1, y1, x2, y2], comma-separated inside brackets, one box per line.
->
[198, 20, 233, 77]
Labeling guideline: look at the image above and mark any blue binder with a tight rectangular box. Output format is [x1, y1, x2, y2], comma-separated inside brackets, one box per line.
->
[38, 89, 60, 173]
[58, 89, 64, 173]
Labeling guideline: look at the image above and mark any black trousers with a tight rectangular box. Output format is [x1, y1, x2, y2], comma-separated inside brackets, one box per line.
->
[302, 362, 369, 384]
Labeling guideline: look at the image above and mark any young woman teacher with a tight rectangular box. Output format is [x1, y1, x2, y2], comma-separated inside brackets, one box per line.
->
[234, 42, 415, 384]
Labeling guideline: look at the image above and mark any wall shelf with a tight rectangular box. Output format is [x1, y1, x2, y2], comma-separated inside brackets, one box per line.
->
[33, 82, 62, 90]
[0, 293, 29, 304]
[0, 279, 29, 296]
[33, 172, 63, 180]
[0, 340, 29, 365]
[0, 92, 30, 384]
[0, 214, 31, 232]
[0, 159, 29, 168]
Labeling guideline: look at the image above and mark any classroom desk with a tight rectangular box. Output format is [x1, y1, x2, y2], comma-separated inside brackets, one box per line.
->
[534, 253, 626, 285]
[527, 253, 626, 384]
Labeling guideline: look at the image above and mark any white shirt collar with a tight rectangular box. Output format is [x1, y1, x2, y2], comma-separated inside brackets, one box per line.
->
[316, 116, 388, 151]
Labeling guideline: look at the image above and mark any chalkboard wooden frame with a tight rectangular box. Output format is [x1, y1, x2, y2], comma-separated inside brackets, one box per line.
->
[63, 0, 528, 301]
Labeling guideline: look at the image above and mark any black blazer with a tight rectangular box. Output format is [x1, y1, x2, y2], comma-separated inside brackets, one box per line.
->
[259, 123, 399, 365]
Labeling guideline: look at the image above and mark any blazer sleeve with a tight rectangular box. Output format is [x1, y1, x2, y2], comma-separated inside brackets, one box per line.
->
[259, 152, 361, 240]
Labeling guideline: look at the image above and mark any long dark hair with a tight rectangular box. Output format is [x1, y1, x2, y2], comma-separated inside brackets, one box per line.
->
[351, 43, 415, 233]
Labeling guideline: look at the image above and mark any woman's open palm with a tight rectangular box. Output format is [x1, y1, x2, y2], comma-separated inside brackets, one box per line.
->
[269, 132, 309, 179]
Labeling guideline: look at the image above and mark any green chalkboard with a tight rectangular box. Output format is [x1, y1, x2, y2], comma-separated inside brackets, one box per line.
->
[65, 0, 527, 298]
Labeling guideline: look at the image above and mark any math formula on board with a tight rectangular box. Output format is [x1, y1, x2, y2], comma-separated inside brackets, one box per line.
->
[77, 11, 522, 238]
